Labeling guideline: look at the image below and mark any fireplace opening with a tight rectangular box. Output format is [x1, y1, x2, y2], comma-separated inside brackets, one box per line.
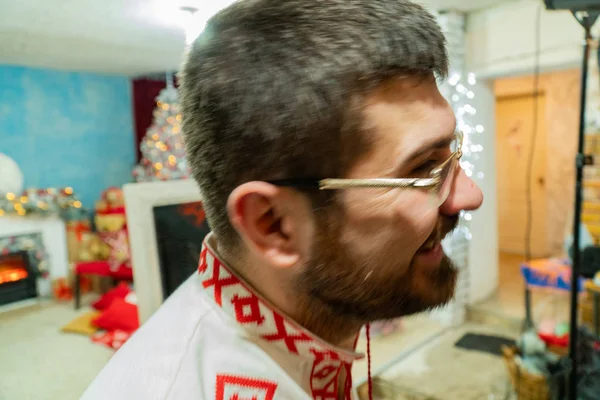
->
[0, 251, 38, 306]
[153, 202, 211, 299]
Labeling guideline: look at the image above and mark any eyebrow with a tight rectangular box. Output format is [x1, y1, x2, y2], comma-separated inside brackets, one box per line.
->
[403, 134, 456, 166]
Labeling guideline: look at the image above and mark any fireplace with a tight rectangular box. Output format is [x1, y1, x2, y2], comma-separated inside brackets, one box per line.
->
[153, 201, 211, 299]
[124, 179, 204, 322]
[0, 251, 38, 306]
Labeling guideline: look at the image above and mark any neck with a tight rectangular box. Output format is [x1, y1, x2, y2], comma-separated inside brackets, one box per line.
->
[295, 293, 364, 349]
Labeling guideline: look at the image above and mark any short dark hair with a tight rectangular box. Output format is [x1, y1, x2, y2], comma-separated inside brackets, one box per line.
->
[180, 0, 448, 247]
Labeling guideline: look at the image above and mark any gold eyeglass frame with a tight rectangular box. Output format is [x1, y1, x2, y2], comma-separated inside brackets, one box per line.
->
[268, 131, 463, 193]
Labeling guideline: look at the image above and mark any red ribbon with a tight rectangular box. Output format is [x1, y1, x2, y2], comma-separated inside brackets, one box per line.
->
[96, 206, 126, 215]
[67, 222, 91, 242]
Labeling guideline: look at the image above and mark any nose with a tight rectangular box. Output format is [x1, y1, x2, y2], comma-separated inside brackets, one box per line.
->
[438, 169, 483, 216]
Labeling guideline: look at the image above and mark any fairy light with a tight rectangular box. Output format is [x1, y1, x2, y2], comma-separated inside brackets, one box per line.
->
[0, 187, 86, 219]
[447, 72, 484, 183]
[133, 87, 191, 182]
[444, 69, 486, 248]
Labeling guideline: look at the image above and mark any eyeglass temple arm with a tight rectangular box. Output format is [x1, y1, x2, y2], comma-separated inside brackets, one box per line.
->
[319, 178, 438, 190]
[266, 179, 321, 189]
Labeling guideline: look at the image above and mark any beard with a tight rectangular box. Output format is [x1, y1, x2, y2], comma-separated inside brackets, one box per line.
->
[298, 207, 460, 322]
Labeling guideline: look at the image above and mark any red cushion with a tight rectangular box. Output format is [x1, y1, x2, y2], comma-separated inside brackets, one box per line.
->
[92, 298, 139, 333]
[75, 261, 133, 280]
[75, 261, 112, 276]
[92, 282, 131, 311]
[111, 264, 134, 280]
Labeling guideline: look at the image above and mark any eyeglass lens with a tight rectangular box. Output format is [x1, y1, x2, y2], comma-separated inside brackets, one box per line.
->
[435, 156, 459, 206]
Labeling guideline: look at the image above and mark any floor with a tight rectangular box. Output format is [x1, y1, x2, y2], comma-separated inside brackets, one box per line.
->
[0, 300, 448, 400]
[352, 313, 446, 385]
[0, 300, 113, 400]
[367, 322, 520, 400]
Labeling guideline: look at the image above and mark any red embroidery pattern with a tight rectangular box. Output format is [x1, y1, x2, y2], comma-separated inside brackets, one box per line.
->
[232, 294, 265, 325]
[199, 241, 362, 400]
[202, 257, 239, 306]
[310, 349, 344, 400]
[313, 365, 338, 380]
[215, 375, 277, 400]
[198, 247, 209, 273]
[260, 313, 311, 354]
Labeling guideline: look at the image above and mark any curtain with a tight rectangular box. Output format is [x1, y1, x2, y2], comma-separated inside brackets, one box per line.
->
[132, 78, 167, 162]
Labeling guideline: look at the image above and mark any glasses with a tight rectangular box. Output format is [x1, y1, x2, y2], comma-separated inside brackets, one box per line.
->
[269, 131, 463, 207]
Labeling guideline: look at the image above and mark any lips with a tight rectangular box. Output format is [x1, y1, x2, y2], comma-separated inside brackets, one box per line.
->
[418, 216, 459, 253]
[419, 232, 442, 252]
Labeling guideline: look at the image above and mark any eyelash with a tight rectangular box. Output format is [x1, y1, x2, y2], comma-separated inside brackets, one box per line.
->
[412, 160, 439, 174]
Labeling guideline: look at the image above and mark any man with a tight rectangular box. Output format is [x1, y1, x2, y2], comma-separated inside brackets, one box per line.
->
[82, 0, 483, 399]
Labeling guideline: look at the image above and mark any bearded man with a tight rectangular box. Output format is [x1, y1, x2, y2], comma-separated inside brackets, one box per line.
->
[82, 1, 483, 399]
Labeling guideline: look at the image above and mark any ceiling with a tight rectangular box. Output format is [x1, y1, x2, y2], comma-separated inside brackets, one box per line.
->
[0, 0, 510, 77]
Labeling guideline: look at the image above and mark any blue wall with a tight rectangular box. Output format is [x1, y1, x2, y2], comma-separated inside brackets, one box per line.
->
[0, 65, 135, 208]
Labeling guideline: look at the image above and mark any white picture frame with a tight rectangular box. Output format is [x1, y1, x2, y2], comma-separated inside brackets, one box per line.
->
[123, 179, 203, 323]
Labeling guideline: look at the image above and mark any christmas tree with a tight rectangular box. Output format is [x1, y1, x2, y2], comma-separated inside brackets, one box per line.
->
[133, 86, 190, 182]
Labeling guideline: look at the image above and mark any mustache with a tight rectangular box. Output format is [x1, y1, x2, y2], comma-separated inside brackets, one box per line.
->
[427, 214, 460, 242]
[441, 214, 460, 237]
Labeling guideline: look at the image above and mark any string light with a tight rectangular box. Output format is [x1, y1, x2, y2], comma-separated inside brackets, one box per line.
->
[444, 69, 486, 249]
[133, 87, 191, 182]
[0, 187, 86, 219]
[447, 72, 484, 183]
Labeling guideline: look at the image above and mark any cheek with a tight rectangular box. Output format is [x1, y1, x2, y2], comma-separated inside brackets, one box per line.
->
[340, 190, 437, 256]
[394, 194, 438, 241]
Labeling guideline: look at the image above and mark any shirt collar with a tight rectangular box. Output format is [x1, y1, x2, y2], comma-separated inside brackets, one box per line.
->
[197, 233, 363, 363]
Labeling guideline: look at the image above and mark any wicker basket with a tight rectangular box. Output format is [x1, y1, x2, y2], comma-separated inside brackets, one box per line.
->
[502, 346, 552, 400]
[546, 344, 568, 358]
[356, 377, 439, 400]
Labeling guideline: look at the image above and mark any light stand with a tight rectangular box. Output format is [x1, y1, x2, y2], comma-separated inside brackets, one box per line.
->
[567, 10, 599, 400]
[543, 2, 600, 399]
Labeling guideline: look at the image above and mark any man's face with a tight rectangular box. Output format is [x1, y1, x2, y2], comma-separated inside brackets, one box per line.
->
[300, 76, 483, 321]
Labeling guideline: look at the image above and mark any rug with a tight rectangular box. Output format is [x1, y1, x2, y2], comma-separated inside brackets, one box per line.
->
[454, 333, 515, 356]
[378, 323, 520, 400]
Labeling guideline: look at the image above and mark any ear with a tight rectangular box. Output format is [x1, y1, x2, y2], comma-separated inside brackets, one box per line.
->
[227, 182, 311, 269]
